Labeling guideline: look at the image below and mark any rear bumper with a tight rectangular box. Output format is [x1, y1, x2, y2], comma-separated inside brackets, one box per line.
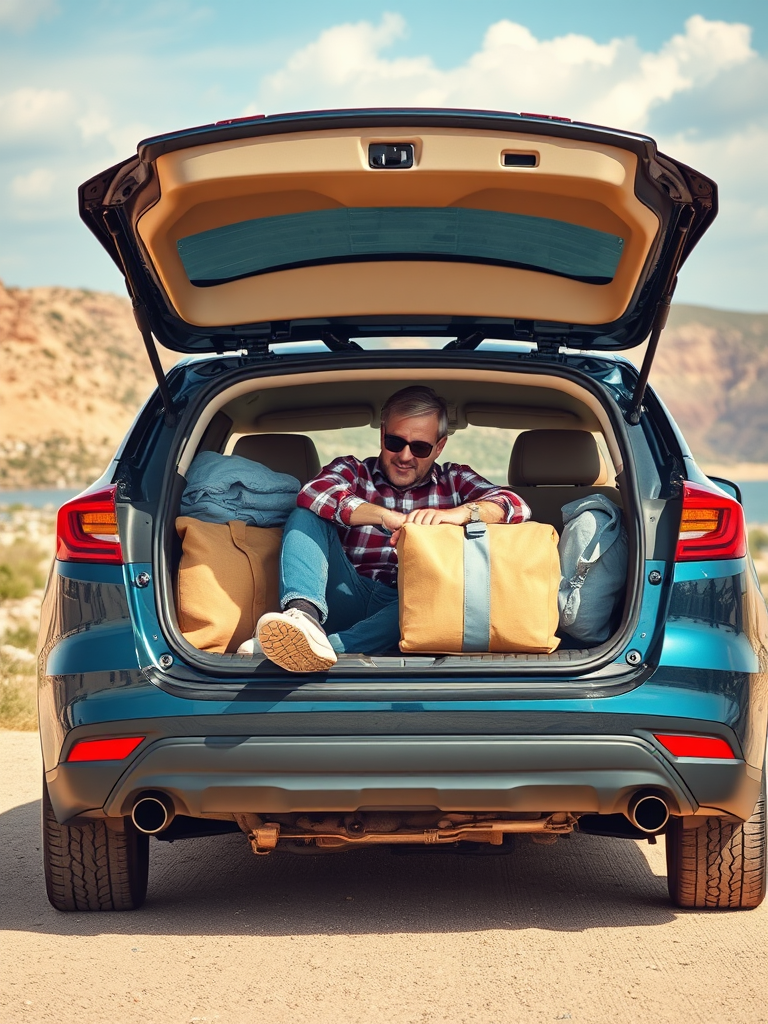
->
[46, 733, 762, 825]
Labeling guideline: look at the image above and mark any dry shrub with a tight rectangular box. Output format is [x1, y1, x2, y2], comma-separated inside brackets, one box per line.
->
[0, 649, 37, 731]
[0, 540, 47, 600]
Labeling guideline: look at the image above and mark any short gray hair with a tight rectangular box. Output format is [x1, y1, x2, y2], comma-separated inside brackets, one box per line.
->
[381, 386, 449, 439]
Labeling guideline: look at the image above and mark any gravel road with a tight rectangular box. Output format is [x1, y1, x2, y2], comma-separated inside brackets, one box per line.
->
[1, 730, 766, 1024]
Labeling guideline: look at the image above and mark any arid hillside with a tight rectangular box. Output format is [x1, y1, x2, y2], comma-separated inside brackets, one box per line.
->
[645, 304, 768, 465]
[1, 279, 767, 488]
[0, 280, 176, 488]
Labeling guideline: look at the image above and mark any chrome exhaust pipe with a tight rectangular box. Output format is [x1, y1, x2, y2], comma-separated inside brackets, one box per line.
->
[131, 793, 175, 834]
[626, 791, 670, 834]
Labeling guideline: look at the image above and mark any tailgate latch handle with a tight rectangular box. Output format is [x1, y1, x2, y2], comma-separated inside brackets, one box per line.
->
[369, 143, 414, 169]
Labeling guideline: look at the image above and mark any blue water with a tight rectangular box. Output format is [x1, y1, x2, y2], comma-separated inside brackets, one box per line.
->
[0, 489, 79, 509]
[2, 481, 768, 521]
[738, 481, 768, 524]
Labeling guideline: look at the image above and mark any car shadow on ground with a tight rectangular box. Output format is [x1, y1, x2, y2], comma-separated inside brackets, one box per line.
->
[0, 798, 679, 937]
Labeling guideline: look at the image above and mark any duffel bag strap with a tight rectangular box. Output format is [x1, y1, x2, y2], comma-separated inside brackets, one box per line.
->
[462, 521, 491, 652]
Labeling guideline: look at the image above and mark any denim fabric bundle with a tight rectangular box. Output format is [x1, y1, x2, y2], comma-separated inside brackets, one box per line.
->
[180, 450, 300, 527]
[558, 494, 628, 644]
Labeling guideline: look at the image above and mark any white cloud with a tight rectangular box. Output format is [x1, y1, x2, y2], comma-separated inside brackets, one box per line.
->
[254, 14, 757, 133]
[0, 86, 75, 138]
[77, 110, 112, 142]
[262, 13, 436, 100]
[11, 166, 56, 199]
[0, 0, 57, 31]
[589, 15, 754, 128]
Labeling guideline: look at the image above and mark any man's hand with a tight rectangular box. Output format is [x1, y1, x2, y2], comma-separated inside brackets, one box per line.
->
[349, 501, 503, 545]
[388, 501, 504, 545]
[403, 506, 469, 527]
[348, 503, 406, 534]
[386, 506, 463, 546]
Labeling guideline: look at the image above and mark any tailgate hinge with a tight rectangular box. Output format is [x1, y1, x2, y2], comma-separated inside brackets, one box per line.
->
[534, 338, 565, 358]
[241, 336, 275, 359]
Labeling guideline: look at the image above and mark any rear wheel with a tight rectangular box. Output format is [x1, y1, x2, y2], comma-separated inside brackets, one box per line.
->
[666, 774, 766, 909]
[42, 779, 149, 911]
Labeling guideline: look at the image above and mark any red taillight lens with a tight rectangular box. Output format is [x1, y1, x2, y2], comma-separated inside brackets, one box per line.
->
[675, 481, 746, 562]
[654, 734, 737, 759]
[56, 485, 122, 564]
[67, 736, 144, 762]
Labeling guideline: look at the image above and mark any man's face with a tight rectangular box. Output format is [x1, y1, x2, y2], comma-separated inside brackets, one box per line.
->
[379, 411, 447, 489]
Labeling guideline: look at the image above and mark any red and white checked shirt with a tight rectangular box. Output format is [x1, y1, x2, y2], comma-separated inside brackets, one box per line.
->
[296, 456, 530, 587]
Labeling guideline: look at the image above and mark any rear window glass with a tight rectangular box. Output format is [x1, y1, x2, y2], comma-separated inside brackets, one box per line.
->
[177, 207, 624, 287]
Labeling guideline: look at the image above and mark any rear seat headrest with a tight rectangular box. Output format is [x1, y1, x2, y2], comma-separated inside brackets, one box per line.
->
[232, 433, 321, 486]
[508, 429, 607, 487]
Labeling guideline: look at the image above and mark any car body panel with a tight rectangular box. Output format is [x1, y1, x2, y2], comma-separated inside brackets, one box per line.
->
[36, 344, 768, 798]
[79, 108, 716, 354]
[43, 727, 761, 826]
[137, 126, 658, 329]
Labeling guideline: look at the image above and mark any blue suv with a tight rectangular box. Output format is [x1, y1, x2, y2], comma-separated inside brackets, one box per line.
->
[38, 108, 767, 911]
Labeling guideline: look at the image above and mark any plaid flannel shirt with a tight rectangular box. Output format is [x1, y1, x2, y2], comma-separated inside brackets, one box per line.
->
[296, 455, 530, 587]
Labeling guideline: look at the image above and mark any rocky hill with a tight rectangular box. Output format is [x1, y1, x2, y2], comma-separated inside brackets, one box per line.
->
[1, 279, 767, 488]
[644, 304, 768, 466]
[0, 280, 177, 488]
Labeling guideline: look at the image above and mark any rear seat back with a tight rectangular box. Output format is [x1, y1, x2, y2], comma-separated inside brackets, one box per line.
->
[232, 433, 321, 486]
[508, 429, 621, 529]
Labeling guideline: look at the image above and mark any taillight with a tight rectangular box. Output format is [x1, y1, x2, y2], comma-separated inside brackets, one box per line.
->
[56, 485, 122, 564]
[654, 734, 737, 759]
[675, 481, 746, 562]
[67, 736, 144, 762]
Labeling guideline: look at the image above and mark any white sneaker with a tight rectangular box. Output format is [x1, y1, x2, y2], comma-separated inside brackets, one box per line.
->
[256, 608, 337, 673]
[236, 634, 263, 656]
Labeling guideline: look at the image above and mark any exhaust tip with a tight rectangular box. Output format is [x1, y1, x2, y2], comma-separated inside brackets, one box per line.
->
[626, 792, 669, 834]
[131, 793, 175, 834]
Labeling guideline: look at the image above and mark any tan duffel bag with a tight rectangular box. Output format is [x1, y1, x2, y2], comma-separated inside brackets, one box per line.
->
[397, 521, 561, 654]
[175, 517, 282, 653]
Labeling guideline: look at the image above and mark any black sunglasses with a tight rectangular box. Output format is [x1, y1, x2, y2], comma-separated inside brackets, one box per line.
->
[383, 433, 437, 459]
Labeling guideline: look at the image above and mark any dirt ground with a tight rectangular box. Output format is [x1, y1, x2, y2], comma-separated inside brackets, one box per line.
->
[1, 732, 766, 1024]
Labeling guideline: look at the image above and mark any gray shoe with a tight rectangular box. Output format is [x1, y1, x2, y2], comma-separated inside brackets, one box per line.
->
[256, 608, 337, 672]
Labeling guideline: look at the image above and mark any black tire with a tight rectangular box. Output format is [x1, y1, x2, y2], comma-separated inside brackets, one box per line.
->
[42, 778, 149, 911]
[666, 773, 766, 909]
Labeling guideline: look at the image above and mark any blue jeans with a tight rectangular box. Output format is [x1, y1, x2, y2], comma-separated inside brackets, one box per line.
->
[279, 507, 400, 655]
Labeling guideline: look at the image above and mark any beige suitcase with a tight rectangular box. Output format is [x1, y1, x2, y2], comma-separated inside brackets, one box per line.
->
[175, 517, 282, 653]
[397, 521, 561, 654]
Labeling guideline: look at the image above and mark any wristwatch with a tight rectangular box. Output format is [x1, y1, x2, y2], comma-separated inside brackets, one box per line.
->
[467, 502, 481, 523]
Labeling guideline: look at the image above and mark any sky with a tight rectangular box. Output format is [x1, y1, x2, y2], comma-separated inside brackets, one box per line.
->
[1, 0, 767, 312]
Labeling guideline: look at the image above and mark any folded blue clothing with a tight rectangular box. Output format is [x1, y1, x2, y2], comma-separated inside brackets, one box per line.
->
[180, 450, 300, 527]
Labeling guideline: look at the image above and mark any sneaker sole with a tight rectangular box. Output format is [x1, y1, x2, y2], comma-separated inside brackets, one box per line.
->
[258, 619, 336, 673]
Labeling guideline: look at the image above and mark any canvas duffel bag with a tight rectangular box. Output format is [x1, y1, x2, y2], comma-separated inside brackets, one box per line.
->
[175, 517, 282, 653]
[558, 494, 628, 643]
[397, 520, 561, 654]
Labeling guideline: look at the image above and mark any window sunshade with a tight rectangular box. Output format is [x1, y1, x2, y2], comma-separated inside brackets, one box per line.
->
[177, 207, 624, 287]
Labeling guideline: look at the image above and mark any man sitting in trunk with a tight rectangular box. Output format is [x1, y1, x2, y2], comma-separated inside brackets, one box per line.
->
[246, 386, 530, 671]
